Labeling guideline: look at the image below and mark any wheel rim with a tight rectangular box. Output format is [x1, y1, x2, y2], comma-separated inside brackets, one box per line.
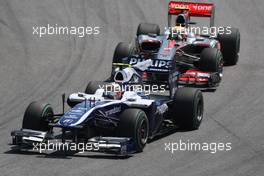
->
[42, 106, 53, 120]
[138, 119, 148, 145]
[218, 59, 224, 74]
[196, 99, 203, 122]
[217, 52, 224, 74]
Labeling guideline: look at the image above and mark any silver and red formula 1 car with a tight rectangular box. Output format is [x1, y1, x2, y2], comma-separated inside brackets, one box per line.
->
[111, 1, 240, 90]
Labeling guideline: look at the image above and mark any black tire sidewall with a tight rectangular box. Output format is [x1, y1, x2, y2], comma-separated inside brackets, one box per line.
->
[198, 48, 223, 73]
[137, 23, 160, 36]
[218, 28, 240, 65]
[134, 111, 149, 151]
[171, 88, 204, 130]
[117, 109, 149, 152]
[113, 42, 131, 63]
[22, 102, 53, 131]
[85, 81, 107, 94]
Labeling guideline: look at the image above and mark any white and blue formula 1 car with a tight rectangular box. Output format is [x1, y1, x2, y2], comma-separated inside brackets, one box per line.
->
[11, 60, 204, 155]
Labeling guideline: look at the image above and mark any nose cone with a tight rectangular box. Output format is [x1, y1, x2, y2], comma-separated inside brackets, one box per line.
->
[58, 102, 91, 127]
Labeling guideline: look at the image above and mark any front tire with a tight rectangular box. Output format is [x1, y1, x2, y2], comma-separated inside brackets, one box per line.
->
[170, 88, 204, 130]
[22, 102, 53, 131]
[117, 109, 149, 152]
[198, 48, 223, 73]
[137, 23, 160, 36]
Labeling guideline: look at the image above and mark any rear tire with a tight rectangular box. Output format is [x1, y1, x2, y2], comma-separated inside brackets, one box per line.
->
[137, 23, 160, 36]
[117, 109, 149, 152]
[22, 102, 53, 131]
[85, 81, 107, 94]
[170, 88, 204, 130]
[217, 28, 240, 66]
[198, 48, 223, 73]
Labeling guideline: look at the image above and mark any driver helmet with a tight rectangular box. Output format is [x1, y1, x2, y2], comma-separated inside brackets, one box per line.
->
[175, 14, 187, 27]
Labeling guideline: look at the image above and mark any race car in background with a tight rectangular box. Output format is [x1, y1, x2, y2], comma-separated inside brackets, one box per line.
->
[111, 1, 240, 90]
[167, 1, 240, 66]
[11, 60, 204, 155]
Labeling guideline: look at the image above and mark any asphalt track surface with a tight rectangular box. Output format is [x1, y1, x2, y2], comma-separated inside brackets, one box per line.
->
[0, 0, 264, 176]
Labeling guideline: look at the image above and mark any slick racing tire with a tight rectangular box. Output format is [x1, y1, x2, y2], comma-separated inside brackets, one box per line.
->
[84, 81, 108, 94]
[117, 109, 149, 152]
[170, 88, 204, 130]
[137, 23, 160, 36]
[113, 42, 131, 63]
[22, 102, 54, 131]
[217, 28, 240, 66]
[198, 48, 223, 73]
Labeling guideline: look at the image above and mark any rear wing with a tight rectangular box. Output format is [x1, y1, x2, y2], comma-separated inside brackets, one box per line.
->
[168, 1, 215, 27]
